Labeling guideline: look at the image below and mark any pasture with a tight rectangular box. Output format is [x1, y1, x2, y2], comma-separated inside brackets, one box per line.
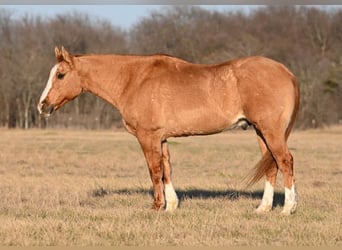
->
[0, 127, 341, 246]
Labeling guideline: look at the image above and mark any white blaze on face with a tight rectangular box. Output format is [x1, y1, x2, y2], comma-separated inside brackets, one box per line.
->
[38, 64, 58, 114]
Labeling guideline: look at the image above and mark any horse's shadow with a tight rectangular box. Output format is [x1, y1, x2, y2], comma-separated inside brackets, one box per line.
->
[91, 187, 285, 208]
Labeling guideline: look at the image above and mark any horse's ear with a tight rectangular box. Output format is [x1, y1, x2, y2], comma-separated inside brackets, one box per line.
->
[55, 47, 63, 62]
[61, 46, 74, 66]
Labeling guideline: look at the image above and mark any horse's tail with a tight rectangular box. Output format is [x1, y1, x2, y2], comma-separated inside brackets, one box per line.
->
[245, 74, 300, 188]
[286, 75, 300, 139]
[246, 150, 275, 187]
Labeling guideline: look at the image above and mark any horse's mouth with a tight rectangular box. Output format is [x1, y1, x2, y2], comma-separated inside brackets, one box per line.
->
[37, 102, 55, 118]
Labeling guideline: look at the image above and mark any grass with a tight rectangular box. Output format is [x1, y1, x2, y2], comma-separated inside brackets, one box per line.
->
[0, 127, 341, 246]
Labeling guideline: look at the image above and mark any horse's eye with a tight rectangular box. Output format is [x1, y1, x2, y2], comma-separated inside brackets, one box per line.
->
[57, 73, 65, 80]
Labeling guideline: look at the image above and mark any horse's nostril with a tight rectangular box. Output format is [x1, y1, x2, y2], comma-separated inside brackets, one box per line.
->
[37, 101, 54, 117]
[47, 105, 54, 114]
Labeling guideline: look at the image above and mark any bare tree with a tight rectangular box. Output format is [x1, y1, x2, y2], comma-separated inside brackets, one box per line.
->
[0, 6, 341, 129]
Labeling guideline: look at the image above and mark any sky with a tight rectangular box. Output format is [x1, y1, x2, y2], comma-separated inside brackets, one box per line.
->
[0, 5, 261, 30]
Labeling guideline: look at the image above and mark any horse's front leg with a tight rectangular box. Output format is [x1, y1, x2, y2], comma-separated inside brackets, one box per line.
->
[137, 131, 165, 210]
[162, 140, 179, 212]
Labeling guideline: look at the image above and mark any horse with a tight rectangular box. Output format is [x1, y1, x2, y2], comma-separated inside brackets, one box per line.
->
[38, 47, 300, 215]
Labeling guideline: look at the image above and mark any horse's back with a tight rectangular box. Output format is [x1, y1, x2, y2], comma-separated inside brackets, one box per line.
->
[122, 55, 299, 137]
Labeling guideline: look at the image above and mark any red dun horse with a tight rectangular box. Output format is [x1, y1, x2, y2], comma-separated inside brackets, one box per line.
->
[38, 47, 300, 215]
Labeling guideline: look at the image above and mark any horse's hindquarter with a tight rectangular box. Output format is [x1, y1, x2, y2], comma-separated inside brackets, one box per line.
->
[233, 57, 298, 129]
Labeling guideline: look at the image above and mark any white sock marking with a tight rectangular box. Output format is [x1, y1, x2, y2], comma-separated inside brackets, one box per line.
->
[256, 180, 274, 213]
[164, 182, 178, 212]
[282, 184, 298, 215]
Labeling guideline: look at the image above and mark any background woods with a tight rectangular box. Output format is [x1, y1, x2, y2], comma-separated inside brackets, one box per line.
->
[0, 6, 341, 130]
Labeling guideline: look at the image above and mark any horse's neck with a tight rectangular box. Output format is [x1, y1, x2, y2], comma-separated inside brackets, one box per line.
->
[77, 55, 132, 111]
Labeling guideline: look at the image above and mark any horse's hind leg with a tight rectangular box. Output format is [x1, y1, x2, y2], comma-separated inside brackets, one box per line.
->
[260, 130, 298, 215]
[162, 141, 179, 212]
[255, 135, 279, 213]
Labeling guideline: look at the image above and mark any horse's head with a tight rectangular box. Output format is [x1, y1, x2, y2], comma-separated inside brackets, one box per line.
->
[37, 47, 83, 117]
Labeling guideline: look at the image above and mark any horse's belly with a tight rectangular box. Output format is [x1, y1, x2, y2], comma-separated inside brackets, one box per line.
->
[164, 108, 233, 137]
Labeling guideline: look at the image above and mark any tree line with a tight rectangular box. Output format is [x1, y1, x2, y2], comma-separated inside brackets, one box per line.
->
[0, 6, 341, 130]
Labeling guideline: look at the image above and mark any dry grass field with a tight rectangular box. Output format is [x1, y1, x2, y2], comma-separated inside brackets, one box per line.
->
[0, 127, 341, 246]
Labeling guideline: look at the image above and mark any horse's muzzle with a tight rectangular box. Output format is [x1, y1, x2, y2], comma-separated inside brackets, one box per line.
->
[37, 102, 55, 118]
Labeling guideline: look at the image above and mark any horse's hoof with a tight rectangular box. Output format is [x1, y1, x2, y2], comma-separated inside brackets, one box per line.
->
[151, 202, 165, 211]
[280, 203, 297, 215]
[255, 205, 272, 214]
[165, 199, 179, 212]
